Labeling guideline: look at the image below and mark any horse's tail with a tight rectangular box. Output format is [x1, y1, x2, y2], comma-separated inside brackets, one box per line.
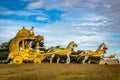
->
[45, 47, 56, 57]
[46, 47, 56, 53]
[44, 47, 56, 60]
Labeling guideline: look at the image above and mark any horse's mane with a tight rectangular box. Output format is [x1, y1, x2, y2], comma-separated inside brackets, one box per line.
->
[66, 41, 74, 49]
[95, 43, 105, 52]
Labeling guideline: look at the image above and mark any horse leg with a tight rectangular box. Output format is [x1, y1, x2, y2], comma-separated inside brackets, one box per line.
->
[99, 55, 106, 64]
[99, 59, 106, 64]
[88, 57, 91, 64]
[66, 53, 70, 64]
[77, 57, 82, 63]
[82, 56, 89, 64]
[50, 54, 55, 64]
[82, 57, 85, 64]
[88, 59, 91, 64]
[57, 57, 60, 64]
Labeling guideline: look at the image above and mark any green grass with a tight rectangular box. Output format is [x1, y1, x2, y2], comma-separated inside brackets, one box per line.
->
[0, 63, 120, 80]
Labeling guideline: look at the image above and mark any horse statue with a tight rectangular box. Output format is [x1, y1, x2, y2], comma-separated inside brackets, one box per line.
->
[46, 41, 78, 64]
[77, 43, 108, 64]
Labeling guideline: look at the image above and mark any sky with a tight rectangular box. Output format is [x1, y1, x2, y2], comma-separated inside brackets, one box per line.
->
[0, 0, 120, 59]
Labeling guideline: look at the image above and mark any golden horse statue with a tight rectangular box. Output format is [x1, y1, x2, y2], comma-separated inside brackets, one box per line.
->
[77, 43, 115, 64]
[46, 41, 78, 64]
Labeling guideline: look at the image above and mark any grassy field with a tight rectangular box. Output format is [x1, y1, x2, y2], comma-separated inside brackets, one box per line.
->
[0, 63, 120, 80]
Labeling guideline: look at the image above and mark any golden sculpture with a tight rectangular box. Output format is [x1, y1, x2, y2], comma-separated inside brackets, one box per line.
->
[7, 27, 45, 64]
[76, 43, 115, 64]
[6, 27, 115, 64]
[46, 41, 78, 64]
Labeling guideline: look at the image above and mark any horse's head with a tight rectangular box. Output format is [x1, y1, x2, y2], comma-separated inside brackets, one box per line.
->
[97, 43, 108, 54]
[74, 42, 78, 47]
[96, 43, 108, 54]
[68, 41, 78, 48]
[101, 43, 108, 50]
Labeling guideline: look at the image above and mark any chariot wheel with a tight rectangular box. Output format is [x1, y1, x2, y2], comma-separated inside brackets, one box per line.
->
[13, 56, 23, 64]
[34, 58, 41, 64]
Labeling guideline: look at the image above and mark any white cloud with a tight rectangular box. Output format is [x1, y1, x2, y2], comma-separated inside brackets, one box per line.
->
[61, 12, 111, 27]
[82, 14, 109, 21]
[82, 0, 120, 18]
[0, 10, 44, 16]
[36, 16, 49, 21]
[3, 11, 14, 15]
[25, 0, 82, 10]
[61, 12, 109, 21]
[62, 0, 81, 7]
[72, 22, 105, 26]
[24, 0, 120, 19]
[27, 0, 43, 9]
[16, 10, 42, 16]
[0, 19, 120, 59]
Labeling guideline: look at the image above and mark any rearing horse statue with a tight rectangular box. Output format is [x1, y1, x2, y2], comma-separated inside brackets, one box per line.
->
[46, 41, 78, 64]
[77, 43, 108, 64]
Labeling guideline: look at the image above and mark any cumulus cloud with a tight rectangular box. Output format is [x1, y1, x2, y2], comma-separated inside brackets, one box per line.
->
[21, 0, 120, 34]
[25, 0, 120, 15]
[61, 12, 111, 27]
[26, 0, 83, 10]
[0, 18, 120, 57]
[95, 0, 120, 17]
[22, 0, 120, 19]
[27, 0, 43, 9]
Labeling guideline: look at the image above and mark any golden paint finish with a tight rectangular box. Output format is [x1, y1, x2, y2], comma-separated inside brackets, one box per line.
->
[7, 27, 45, 64]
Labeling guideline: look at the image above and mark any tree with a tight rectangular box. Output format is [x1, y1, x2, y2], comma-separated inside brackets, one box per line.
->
[31, 41, 45, 51]
[0, 41, 10, 60]
[0, 42, 9, 50]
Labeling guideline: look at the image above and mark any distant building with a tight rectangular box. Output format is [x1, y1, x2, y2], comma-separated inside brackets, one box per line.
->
[105, 59, 119, 64]
[99, 58, 119, 64]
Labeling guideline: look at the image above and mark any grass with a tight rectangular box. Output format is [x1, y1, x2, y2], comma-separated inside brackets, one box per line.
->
[0, 63, 120, 80]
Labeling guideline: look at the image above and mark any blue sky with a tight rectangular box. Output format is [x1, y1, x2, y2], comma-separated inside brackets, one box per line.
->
[0, 0, 120, 59]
